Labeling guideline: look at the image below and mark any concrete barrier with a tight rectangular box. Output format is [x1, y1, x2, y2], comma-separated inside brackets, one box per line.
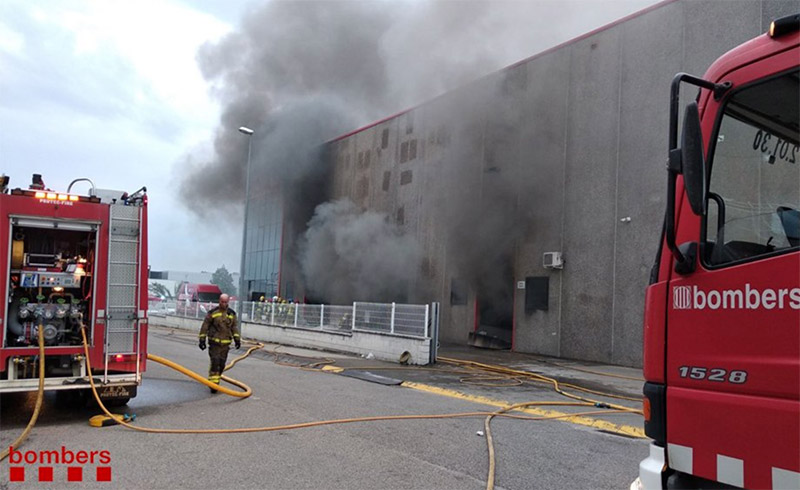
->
[149, 315, 431, 365]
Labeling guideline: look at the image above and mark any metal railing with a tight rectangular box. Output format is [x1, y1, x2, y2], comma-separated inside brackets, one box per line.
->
[353, 302, 430, 337]
[148, 299, 431, 339]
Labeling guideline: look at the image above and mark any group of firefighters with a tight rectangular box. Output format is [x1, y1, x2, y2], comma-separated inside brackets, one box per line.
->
[254, 295, 297, 323]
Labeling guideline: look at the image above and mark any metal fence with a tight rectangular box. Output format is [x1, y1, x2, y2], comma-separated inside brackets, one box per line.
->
[148, 300, 431, 339]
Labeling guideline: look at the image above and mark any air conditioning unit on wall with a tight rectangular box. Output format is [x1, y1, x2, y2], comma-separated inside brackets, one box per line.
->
[543, 252, 563, 270]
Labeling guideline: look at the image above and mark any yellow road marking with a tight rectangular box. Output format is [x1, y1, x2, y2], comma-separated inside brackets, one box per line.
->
[401, 381, 646, 439]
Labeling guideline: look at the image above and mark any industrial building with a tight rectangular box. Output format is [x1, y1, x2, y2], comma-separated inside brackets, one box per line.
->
[241, 0, 798, 367]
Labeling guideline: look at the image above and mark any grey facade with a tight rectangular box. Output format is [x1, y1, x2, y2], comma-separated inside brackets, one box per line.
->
[247, 0, 799, 367]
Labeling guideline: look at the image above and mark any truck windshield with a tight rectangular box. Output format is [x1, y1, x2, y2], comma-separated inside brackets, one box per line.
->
[705, 69, 800, 266]
[197, 292, 221, 302]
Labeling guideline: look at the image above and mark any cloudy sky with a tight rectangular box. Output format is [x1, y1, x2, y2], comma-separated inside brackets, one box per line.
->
[1, 0, 659, 275]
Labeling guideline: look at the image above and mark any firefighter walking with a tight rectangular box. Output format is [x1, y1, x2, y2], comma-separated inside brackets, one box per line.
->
[198, 294, 241, 393]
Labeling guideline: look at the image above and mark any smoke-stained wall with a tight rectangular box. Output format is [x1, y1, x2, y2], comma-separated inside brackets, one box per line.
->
[179, 0, 675, 342]
[322, 0, 798, 367]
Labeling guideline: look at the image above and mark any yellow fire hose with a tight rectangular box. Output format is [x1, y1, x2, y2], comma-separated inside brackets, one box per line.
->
[88, 343, 258, 427]
[2, 325, 641, 490]
[146, 344, 260, 398]
[438, 357, 644, 411]
[0, 324, 46, 462]
[79, 327, 643, 490]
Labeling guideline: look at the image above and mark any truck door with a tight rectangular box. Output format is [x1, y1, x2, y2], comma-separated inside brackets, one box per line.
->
[667, 58, 799, 488]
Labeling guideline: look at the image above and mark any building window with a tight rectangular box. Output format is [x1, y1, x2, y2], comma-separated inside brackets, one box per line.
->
[400, 141, 409, 163]
[396, 206, 405, 225]
[400, 170, 413, 185]
[356, 177, 369, 200]
[409, 139, 417, 160]
[405, 113, 414, 134]
[354, 150, 371, 170]
[450, 278, 467, 305]
[381, 128, 389, 149]
[525, 276, 549, 313]
[382, 171, 391, 191]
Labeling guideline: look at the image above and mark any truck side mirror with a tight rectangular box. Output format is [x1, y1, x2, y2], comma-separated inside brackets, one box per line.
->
[681, 101, 707, 216]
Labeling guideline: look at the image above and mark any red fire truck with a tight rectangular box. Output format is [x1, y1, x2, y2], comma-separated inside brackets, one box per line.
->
[175, 281, 222, 317]
[637, 14, 799, 490]
[0, 174, 148, 405]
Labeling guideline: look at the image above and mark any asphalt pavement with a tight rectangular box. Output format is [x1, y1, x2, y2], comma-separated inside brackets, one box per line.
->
[0, 326, 648, 489]
[258, 329, 646, 436]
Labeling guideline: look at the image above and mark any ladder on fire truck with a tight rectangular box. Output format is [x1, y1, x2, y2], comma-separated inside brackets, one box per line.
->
[103, 203, 143, 382]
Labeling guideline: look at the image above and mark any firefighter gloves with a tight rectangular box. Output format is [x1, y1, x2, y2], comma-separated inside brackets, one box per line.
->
[199, 338, 206, 350]
[234, 339, 241, 350]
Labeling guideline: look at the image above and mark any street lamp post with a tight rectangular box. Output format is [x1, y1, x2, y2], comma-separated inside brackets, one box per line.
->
[238, 126, 254, 305]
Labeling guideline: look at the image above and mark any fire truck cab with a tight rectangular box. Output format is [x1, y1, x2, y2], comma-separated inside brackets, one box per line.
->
[637, 14, 800, 490]
[0, 174, 148, 405]
[175, 282, 222, 317]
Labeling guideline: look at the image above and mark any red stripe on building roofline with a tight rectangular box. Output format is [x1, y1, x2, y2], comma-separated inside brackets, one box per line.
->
[328, 0, 677, 143]
[330, 108, 414, 143]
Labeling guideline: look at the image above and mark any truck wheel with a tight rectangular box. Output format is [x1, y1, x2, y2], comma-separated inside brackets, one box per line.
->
[93, 385, 137, 407]
[55, 389, 89, 407]
[101, 396, 131, 407]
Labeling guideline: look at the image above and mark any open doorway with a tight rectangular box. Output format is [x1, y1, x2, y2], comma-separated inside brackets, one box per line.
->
[470, 261, 513, 349]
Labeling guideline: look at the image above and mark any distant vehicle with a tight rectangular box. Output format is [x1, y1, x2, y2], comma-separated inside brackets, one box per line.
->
[175, 282, 222, 316]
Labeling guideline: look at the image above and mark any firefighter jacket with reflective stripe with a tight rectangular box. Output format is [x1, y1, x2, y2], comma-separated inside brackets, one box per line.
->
[199, 306, 239, 344]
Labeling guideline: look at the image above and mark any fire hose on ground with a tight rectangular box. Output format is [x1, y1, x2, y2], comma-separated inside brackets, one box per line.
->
[1, 325, 642, 490]
[0, 323, 45, 462]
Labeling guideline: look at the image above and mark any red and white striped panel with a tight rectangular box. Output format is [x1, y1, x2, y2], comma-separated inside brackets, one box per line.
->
[668, 443, 800, 489]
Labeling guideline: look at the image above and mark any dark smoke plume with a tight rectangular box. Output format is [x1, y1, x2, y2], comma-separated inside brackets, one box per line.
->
[180, 1, 394, 215]
[246, 97, 355, 223]
[434, 78, 532, 320]
[182, 1, 652, 213]
[300, 199, 422, 304]
[181, 0, 657, 303]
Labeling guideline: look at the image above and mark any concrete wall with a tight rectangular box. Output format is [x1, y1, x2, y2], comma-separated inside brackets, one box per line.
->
[302, 0, 799, 367]
[149, 316, 431, 366]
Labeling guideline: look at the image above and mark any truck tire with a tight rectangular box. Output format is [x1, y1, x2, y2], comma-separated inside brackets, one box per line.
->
[55, 389, 89, 408]
[102, 396, 131, 407]
[94, 385, 137, 407]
